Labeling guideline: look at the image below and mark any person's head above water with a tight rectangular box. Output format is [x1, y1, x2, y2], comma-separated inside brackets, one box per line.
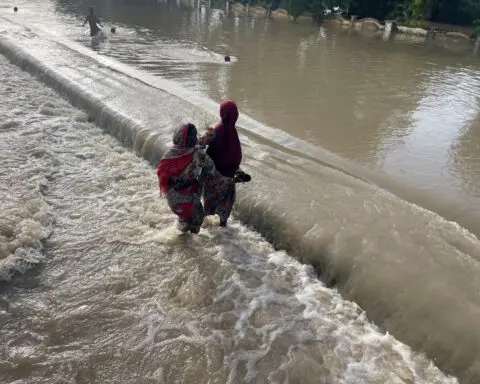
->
[173, 123, 198, 148]
[220, 100, 239, 129]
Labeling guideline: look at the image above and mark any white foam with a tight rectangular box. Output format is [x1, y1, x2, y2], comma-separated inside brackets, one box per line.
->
[0, 58, 59, 280]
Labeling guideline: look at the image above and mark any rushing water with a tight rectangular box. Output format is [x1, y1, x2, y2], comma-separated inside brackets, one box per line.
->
[0, 55, 457, 384]
[1, 0, 480, 382]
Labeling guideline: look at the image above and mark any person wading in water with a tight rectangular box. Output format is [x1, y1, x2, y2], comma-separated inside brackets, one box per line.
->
[200, 100, 251, 227]
[83, 7, 103, 37]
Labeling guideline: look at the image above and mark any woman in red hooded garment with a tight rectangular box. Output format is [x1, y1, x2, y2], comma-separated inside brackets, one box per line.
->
[200, 100, 250, 227]
[157, 123, 215, 234]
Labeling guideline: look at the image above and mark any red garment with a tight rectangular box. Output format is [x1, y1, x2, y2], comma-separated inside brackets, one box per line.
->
[157, 153, 193, 194]
[157, 123, 198, 194]
[206, 100, 242, 178]
[158, 124, 206, 223]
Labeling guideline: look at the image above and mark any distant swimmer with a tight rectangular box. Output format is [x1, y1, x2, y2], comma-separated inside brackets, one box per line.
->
[83, 7, 103, 37]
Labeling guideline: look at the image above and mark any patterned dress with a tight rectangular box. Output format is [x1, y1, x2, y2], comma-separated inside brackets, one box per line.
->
[158, 124, 215, 234]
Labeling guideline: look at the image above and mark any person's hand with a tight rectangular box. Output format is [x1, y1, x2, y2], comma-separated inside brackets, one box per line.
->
[173, 178, 194, 191]
[168, 176, 178, 188]
[234, 170, 251, 183]
[200, 127, 215, 145]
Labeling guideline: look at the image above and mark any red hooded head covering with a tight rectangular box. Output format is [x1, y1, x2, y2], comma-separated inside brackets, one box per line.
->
[206, 100, 242, 178]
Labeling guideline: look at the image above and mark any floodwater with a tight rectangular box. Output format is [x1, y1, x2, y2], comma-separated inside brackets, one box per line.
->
[0, 56, 456, 384]
[57, 0, 480, 236]
[0, 0, 480, 382]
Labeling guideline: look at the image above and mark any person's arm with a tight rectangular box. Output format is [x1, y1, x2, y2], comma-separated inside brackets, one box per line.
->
[199, 127, 216, 146]
[82, 16, 88, 27]
[162, 174, 191, 192]
[196, 151, 238, 188]
[170, 162, 199, 191]
[96, 16, 103, 28]
[197, 152, 216, 178]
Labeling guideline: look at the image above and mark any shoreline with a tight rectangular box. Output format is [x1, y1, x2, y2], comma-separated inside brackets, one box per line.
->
[229, 2, 478, 46]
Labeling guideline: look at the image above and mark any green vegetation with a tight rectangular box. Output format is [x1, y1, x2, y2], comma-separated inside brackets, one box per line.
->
[400, 19, 429, 29]
[348, 0, 480, 26]
[250, 0, 480, 28]
[472, 25, 480, 37]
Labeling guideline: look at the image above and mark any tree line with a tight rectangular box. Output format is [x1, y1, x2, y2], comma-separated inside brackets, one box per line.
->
[257, 0, 480, 27]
